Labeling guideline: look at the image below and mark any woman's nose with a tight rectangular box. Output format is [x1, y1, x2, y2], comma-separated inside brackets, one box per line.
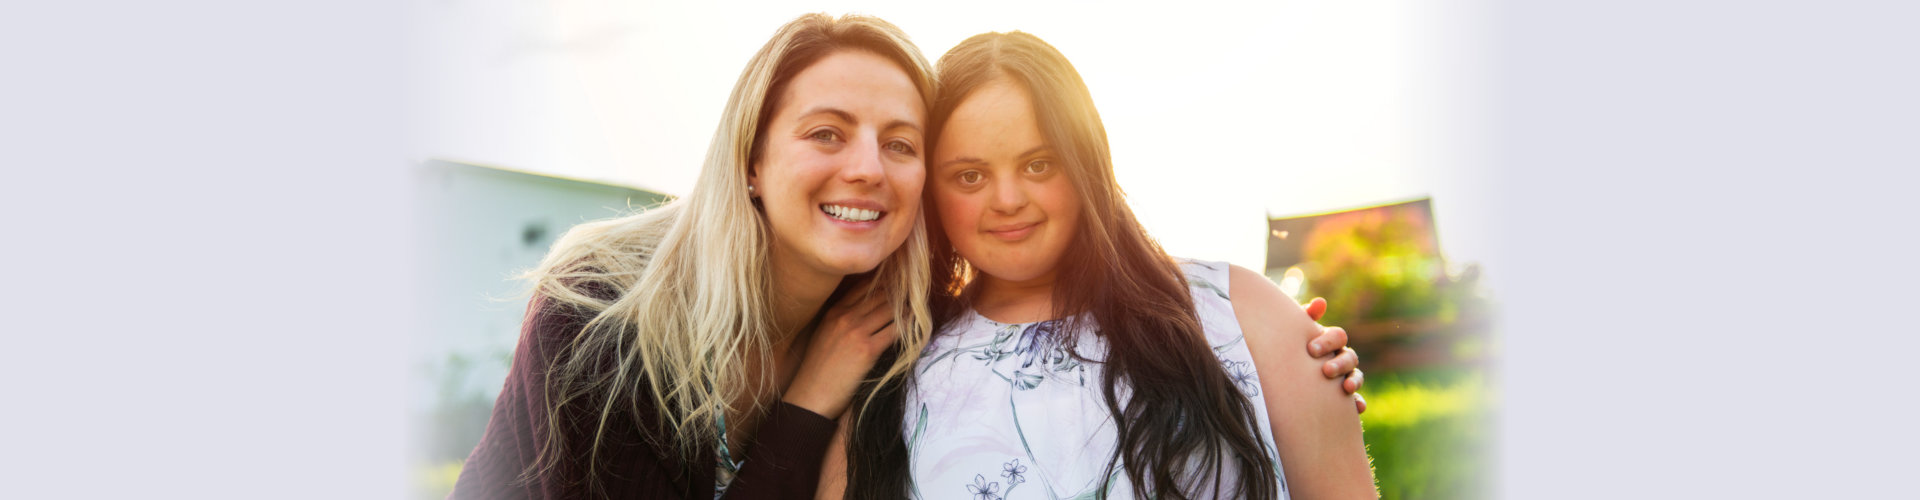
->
[838, 136, 886, 185]
[989, 177, 1028, 214]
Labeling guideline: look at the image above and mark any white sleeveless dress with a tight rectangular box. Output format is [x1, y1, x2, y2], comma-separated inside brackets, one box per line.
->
[903, 259, 1289, 499]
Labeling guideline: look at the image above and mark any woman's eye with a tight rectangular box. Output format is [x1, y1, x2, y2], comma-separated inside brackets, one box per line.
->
[885, 140, 916, 155]
[809, 130, 839, 142]
[958, 171, 983, 185]
[1025, 160, 1051, 174]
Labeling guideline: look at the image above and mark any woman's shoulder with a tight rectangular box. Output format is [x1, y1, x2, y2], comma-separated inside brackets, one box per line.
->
[1175, 259, 1285, 348]
[1173, 258, 1235, 302]
[1216, 262, 1319, 364]
[512, 273, 630, 375]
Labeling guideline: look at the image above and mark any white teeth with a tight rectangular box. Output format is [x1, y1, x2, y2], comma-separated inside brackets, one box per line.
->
[822, 204, 881, 222]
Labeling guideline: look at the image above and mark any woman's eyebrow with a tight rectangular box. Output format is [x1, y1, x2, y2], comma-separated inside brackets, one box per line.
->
[795, 108, 920, 139]
[938, 144, 1049, 170]
[937, 156, 984, 170]
[796, 107, 856, 125]
[881, 119, 923, 136]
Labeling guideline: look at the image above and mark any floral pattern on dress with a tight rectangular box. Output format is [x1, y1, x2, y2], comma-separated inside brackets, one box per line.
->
[960, 458, 1030, 500]
[908, 259, 1288, 499]
[1001, 459, 1029, 486]
[924, 318, 1090, 391]
[967, 474, 1002, 500]
[1221, 359, 1262, 397]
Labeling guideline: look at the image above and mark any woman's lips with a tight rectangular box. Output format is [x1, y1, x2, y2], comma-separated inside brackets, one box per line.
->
[821, 203, 885, 223]
[986, 221, 1039, 241]
[818, 199, 889, 231]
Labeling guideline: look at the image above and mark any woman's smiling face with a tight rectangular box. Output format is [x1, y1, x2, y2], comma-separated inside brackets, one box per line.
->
[931, 78, 1082, 285]
[752, 50, 927, 281]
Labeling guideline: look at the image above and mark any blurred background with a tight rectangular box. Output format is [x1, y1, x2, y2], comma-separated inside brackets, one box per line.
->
[412, 1, 1497, 498]
[1266, 199, 1492, 499]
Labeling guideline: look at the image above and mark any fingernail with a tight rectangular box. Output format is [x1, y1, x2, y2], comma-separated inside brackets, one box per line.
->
[1310, 342, 1323, 355]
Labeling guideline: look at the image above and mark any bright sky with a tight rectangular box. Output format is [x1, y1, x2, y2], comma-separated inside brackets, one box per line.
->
[412, 0, 1498, 273]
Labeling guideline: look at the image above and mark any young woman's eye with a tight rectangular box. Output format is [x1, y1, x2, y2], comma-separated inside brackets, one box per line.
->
[1025, 159, 1051, 174]
[885, 140, 916, 155]
[957, 171, 983, 185]
[809, 129, 840, 142]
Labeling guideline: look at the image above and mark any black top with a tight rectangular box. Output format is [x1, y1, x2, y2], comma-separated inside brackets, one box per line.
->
[450, 293, 836, 499]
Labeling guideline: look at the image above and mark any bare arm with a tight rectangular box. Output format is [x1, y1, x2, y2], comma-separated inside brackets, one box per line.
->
[1228, 265, 1378, 499]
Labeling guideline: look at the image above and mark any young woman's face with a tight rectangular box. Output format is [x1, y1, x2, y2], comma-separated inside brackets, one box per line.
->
[753, 50, 927, 280]
[931, 79, 1082, 284]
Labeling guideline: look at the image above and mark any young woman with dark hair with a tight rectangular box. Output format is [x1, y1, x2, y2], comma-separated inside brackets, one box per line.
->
[832, 31, 1377, 499]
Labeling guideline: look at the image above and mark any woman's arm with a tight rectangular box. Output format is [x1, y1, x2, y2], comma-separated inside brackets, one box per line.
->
[451, 294, 699, 499]
[722, 288, 891, 499]
[804, 290, 899, 500]
[813, 415, 852, 499]
[451, 293, 843, 499]
[720, 402, 840, 498]
[1228, 265, 1378, 499]
[729, 287, 895, 498]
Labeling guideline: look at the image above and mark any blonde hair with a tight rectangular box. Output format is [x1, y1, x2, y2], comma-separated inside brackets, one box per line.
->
[519, 12, 935, 492]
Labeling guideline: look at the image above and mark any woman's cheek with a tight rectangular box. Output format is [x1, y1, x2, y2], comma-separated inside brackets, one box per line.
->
[932, 188, 971, 243]
[899, 163, 927, 203]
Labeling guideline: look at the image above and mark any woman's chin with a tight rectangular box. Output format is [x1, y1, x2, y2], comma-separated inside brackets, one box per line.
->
[816, 255, 889, 278]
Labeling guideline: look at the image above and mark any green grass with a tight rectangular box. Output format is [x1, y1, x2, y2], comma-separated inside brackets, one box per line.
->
[1359, 369, 1494, 500]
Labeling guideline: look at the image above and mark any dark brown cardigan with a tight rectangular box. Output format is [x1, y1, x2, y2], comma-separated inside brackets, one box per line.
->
[449, 293, 836, 499]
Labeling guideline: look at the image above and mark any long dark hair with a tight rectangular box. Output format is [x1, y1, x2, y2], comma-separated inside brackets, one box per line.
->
[848, 31, 1279, 499]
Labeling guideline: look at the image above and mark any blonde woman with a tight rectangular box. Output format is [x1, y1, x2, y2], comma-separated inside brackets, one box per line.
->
[450, 14, 937, 499]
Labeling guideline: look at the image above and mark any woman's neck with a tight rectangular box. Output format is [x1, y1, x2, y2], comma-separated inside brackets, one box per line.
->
[765, 255, 841, 347]
[972, 269, 1060, 324]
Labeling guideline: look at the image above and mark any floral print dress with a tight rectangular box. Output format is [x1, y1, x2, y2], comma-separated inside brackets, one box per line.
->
[903, 259, 1289, 499]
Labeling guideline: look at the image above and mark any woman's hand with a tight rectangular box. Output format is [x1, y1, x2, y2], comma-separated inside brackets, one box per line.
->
[1301, 297, 1368, 414]
[781, 289, 899, 420]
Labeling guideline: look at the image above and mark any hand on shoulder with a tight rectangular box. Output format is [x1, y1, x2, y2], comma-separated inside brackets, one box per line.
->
[1225, 264, 1379, 498]
[1225, 264, 1319, 344]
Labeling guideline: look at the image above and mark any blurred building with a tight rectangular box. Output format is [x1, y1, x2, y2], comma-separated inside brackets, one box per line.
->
[412, 159, 670, 460]
[1266, 197, 1488, 372]
[1267, 198, 1437, 272]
